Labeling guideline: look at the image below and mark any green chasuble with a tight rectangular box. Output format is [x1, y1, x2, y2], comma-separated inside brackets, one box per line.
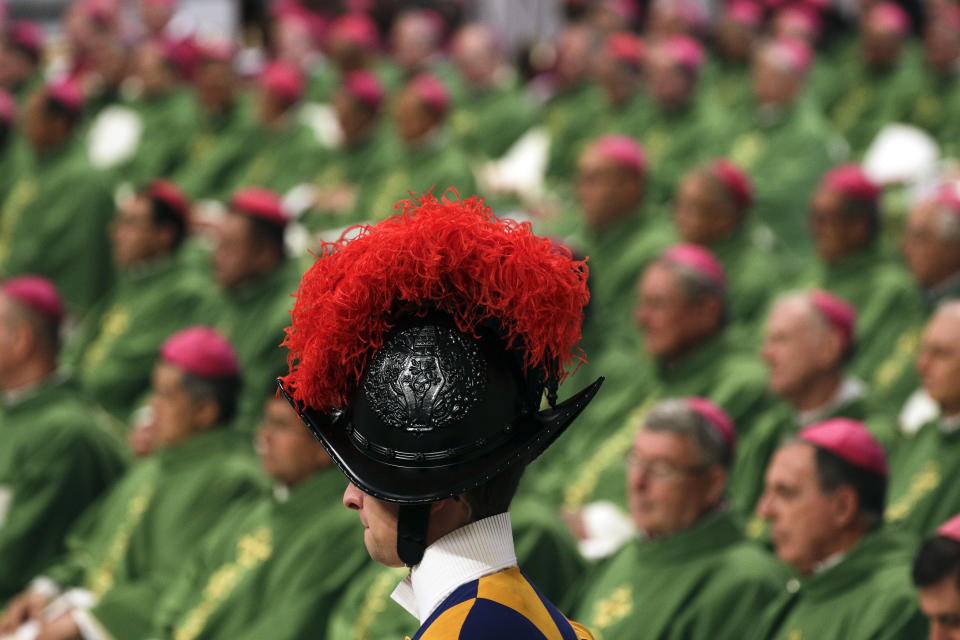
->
[140, 469, 368, 640]
[118, 88, 197, 186]
[171, 99, 252, 195]
[357, 133, 476, 222]
[43, 428, 266, 634]
[218, 259, 303, 433]
[886, 416, 960, 538]
[325, 500, 585, 640]
[572, 510, 789, 640]
[617, 96, 720, 207]
[544, 82, 606, 182]
[727, 380, 870, 523]
[797, 246, 926, 386]
[530, 331, 771, 511]
[302, 125, 402, 233]
[63, 254, 224, 422]
[754, 526, 927, 640]
[717, 96, 837, 255]
[0, 139, 115, 316]
[820, 43, 924, 158]
[448, 78, 537, 161]
[0, 376, 127, 603]
[903, 67, 960, 158]
[186, 118, 322, 202]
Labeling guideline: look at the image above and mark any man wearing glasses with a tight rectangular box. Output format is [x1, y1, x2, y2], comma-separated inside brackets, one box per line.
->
[571, 397, 787, 640]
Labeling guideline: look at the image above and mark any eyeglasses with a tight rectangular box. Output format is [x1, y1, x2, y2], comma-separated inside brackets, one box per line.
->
[624, 451, 707, 481]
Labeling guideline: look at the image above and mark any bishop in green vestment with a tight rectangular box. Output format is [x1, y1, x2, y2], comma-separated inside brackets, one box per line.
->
[0, 277, 127, 604]
[64, 181, 223, 423]
[144, 396, 369, 640]
[755, 419, 927, 639]
[903, 16, 960, 157]
[798, 165, 926, 386]
[0, 328, 266, 639]
[359, 73, 475, 222]
[571, 398, 788, 640]
[0, 83, 115, 316]
[213, 189, 303, 433]
[886, 303, 960, 538]
[729, 291, 871, 521]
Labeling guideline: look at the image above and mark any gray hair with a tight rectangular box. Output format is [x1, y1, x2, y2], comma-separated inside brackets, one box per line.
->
[932, 205, 960, 242]
[644, 398, 732, 468]
[659, 259, 729, 329]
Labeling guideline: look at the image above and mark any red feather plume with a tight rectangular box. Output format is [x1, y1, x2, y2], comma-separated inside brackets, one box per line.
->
[281, 189, 589, 411]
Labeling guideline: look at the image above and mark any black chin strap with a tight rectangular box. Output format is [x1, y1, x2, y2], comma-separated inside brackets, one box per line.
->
[397, 503, 432, 567]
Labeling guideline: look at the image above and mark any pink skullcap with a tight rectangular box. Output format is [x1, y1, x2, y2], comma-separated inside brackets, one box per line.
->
[710, 158, 753, 209]
[662, 35, 705, 73]
[343, 70, 385, 109]
[145, 179, 190, 221]
[823, 164, 880, 205]
[776, 5, 823, 38]
[160, 326, 239, 378]
[45, 78, 85, 115]
[591, 135, 646, 175]
[79, 0, 117, 26]
[726, 0, 764, 28]
[10, 21, 44, 57]
[143, 0, 178, 8]
[662, 243, 727, 287]
[937, 513, 960, 542]
[765, 36, 814, 74]
[606, 32, 645, 67]
[1, 276, 64, 326]
[687, 397, 737, 453]
[275, 4, 327, 44]
[161, 36, 200, 79]
[809, 289, 857, 349]
[230, 187, 288, 227]
[410, 73, 450, 116]
[258, 60, 305, 104]
[328, 13, 380, 51]
[799, 418, 888, 477]
[404, 8, 446, 42]
[604, 0, 641, 23]
[0, 89, 15, 124]
[869, 2, 910, 34]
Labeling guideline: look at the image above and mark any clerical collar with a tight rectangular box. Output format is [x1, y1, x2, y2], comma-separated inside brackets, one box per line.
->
[811, 549, 847, 575]
[796, 377, 865, 427]
[390, 512, 517, 624]
[2, 370, 66, 406]
[272, 485, 290, 503]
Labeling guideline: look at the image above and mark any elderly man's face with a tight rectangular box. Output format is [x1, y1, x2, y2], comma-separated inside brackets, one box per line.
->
[647, 53, 695, 109]
[343, 482, 402, 567]
[862, 21, 903, 68]
[394, 88, 438, 144]
[918, 573, 960, 640]
[576, 149, 640, 231]
[917, 308, 960, 415]
[626, 427, 722, 538]
[757, 442, 845, 574]
[752, 52, 800, 108]
[763, 298, 840, 400]
[635, 264, 718, 360]
[149, 362, 207, 447]
[110, 195, 173, 269]
[902, 202, 960, 289]
[925, 23, 960, 74]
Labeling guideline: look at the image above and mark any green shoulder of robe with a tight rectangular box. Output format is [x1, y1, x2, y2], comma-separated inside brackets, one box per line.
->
[754, 526, 927, 640]
[573, 509, 789, 640]
[131, 469, 368, 640]
[0, 376, 127, 602]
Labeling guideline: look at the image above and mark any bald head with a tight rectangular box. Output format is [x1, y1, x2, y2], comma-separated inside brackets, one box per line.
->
[918, 302, 960, 415]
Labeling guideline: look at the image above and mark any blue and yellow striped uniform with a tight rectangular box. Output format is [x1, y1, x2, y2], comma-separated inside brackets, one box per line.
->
[406, 567, 594, 640]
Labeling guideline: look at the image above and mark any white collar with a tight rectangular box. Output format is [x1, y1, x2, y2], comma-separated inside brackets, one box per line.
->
[390, 512, 517, 624]
[796, 377, 865, 427]
[811, 549, 847, 575]
[941, 412, 960, 434]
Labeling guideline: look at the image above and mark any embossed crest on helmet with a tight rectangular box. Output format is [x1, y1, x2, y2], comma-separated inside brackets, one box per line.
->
[362, 325, 487, 432]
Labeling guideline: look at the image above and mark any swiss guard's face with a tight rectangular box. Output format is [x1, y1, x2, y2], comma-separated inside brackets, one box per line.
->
[343, 483, 403, 567]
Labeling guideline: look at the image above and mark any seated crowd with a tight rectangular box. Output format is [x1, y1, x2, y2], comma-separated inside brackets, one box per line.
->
[1, 0, 960, 638]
